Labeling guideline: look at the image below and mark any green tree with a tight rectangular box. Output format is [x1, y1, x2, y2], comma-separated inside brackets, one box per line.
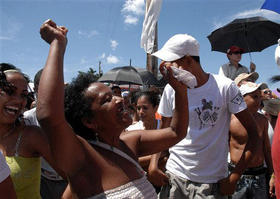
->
[78, 67, 103, 81]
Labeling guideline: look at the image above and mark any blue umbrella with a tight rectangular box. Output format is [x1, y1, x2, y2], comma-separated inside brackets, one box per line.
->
[261, 0, 280, 14]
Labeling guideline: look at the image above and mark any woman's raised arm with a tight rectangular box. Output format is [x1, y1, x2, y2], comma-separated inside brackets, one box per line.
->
[37, 19, 85, 175]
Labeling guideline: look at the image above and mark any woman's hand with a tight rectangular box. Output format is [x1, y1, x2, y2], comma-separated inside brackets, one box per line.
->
[159, 61, 187, 94]
[40, 19, 68, 45]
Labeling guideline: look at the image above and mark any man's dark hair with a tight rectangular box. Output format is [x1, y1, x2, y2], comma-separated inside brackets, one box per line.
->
[64, 72, 97, 140]
[191, 56, 200, 63]
[111, 85, 121, 90]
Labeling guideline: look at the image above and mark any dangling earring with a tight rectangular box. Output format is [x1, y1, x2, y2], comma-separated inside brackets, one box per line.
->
[95, 132, 99, 142]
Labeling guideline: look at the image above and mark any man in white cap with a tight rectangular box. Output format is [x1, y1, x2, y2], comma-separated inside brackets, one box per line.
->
[229, 82, 273, 199]
[148, 34, 261, 198]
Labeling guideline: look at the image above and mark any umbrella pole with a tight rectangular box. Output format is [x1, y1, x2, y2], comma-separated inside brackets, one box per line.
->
[248, 52, 252, 62]
[244, 26, 253, 62]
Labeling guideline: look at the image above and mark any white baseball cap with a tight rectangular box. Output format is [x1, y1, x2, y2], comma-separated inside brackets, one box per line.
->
[152, 34, 199, 62]
[239, 82, 267, 96]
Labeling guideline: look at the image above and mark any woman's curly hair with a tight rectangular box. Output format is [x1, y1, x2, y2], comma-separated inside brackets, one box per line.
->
[64, 72, 97, 140]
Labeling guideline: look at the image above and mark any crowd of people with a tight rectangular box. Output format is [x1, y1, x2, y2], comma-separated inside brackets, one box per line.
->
[0, 19, 279, 199]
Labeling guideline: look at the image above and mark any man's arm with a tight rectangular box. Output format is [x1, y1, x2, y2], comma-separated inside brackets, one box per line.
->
[232, 109, 261, 177]
[148, 116, 172, 186]
[220, 108, 261, 195]
[263, 118, 273, 174]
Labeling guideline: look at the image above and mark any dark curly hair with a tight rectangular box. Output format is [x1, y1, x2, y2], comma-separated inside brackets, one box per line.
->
[0, 63, 30, 124]
[135, 90, 160, 108]
[64, 72, 97, 140]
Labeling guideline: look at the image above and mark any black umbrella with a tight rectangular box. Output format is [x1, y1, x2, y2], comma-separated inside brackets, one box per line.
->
[137, 70, 161, 86]
[207, 16, 280, 55]
[98, 66, 143, 85]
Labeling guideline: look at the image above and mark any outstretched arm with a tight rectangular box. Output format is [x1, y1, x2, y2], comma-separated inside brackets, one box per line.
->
[148, 116, 172, 186]
[131, 62, 188, 156]
[37, 19, 85, 175]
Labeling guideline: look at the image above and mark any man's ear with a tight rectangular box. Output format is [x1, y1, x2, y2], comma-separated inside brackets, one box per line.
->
[185, 56, 193, 65]
[82, 117, 97, 130]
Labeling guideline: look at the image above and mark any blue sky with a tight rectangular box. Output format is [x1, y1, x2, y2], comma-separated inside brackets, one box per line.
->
[1, 0, 280, 89]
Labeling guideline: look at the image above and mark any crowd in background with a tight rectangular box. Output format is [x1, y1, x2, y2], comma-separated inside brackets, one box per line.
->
[0, 19, 279, 199]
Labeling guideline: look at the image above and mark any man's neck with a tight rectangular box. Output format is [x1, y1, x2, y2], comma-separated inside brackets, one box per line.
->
[193, 63, 209, 88]
[230, 60, 239, 68]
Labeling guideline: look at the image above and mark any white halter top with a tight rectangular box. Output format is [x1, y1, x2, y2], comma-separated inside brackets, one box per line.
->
[87, 140, 157, 199]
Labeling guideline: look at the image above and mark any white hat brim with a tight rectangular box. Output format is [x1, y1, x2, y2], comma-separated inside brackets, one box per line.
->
[152, 49, 183, 62]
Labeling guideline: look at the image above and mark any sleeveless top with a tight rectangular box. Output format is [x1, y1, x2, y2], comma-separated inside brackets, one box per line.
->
[5, 133, 41, 199]
[86, 140, 157, 199]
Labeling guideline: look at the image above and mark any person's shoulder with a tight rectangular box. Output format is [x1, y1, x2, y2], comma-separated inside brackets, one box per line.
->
[126, 121, 144, 131]
[221, 62, 230, 67]
[163, 84, 174, 92]
[212, 73, 234, 86]
[255, 112, 269, 123]
[23, 107, 36, 116]
[238, 63, 247, 68]
[161, 84, 175, 97]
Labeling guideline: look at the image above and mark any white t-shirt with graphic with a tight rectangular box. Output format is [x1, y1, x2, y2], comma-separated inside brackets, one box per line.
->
[0, 152, 10, 183]
[126, 121, 145, 131]
[158, 74, 247, 183]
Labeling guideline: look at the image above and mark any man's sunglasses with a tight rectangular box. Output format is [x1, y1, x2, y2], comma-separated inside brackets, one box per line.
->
[232, 51, 243, 55]
[263, 90, 272, 94]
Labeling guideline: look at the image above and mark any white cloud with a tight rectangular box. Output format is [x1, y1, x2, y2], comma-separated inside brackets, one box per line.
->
[0, 36, 12, 40]
[212, 9, 280, 30]
[106, 55, 120, 64]
[122, 0, 145, 16]
[0, 20, 22, 40]
[124, 15, 139, 25]
[233, 9, 280, 21]
[80, 57, 89, 65]
[122, 0, 145, 25]
[110, 40, 119, 50]
[99, 53, 106, 59]
[78, 30, 99, 38]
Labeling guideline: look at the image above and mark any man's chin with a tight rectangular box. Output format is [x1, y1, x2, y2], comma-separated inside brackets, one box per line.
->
[123, 117, 133, 128]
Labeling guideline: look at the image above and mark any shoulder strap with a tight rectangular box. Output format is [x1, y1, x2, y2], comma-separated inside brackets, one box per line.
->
[88, 140, 144, 173]
[15, 132, 23, 157]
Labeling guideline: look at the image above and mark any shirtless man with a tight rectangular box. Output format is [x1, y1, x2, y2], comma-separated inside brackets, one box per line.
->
[229, 82, 273, 199]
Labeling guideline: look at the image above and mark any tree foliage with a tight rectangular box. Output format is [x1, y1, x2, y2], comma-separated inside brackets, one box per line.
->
[78, 67, 103, 82]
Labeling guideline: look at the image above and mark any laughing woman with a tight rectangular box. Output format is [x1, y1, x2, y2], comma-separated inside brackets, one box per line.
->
[37, 19, 189, 199]
[0, 65, 61, 199]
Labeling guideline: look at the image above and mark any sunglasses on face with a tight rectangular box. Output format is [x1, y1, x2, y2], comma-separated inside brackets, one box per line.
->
[232, 51, 242, 55]
[264, 90, 272, 94]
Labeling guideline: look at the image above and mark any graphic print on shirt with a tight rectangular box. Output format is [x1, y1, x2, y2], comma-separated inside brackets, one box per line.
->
[194, 99, 220, 129]
[231, 92, 243, 105]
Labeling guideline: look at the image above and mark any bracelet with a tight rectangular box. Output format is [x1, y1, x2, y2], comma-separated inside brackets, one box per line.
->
[271, 173, 275, 178]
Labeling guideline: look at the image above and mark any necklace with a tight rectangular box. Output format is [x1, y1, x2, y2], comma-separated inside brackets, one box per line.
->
[0, 124, 16, 140]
